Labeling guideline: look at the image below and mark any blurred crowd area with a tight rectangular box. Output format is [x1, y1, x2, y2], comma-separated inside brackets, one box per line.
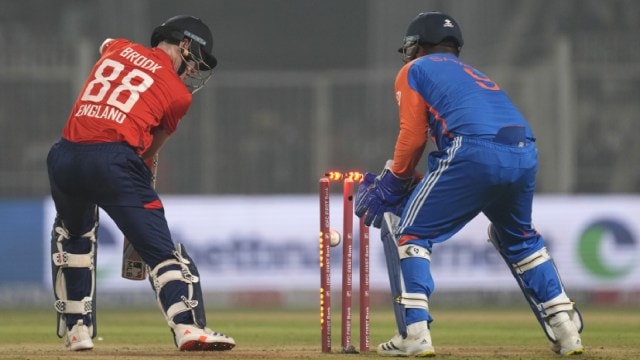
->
[1, 0, 638, 196]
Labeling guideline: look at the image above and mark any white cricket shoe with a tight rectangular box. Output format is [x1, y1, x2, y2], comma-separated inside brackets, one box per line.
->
[173, 323, 236, 351]
[377, 321, 435, 357]
[549, 311, 584, 356]
[64, 320, 94, 351]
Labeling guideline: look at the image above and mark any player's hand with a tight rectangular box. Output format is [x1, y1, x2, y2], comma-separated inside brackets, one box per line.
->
[354, 172, 381, 226]
[354, 161, 415, 228]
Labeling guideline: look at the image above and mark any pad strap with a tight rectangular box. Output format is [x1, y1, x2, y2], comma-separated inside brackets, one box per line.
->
[398, 244, 431, 261]
[53, 225, 70, 242]
[542, 292, 575, 316]
[513, 248, 550, 274]
[166, 296, 199, 322]
[150, 259, 191, 288]
[396, 292, 429, 310]
[54, 296, 93, 315]
[52, 252, 94, 269]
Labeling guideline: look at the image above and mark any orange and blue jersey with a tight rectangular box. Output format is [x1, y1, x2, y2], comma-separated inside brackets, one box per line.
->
[389, 54, 562, 327]
[391, 54, 563, 324]
[392, 52, 534, 177]
[62, 39, 192, 154]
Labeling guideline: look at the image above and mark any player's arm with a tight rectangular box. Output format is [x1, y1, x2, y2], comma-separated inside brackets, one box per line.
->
[354, 65, 427, 228]
[141, 127, 170, 166]
[141, 93, 190, 165]
[391, 63, 429, 179]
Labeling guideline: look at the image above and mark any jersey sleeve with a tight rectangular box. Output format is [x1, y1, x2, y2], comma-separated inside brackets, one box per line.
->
[99, 38, 128, 55]
[99, 39, 113, 54]
[160, 93, 192, 134]
[391, 62, 429, 178]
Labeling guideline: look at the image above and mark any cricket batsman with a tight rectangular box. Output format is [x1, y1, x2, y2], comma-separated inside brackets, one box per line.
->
[46, 15, 235, 351]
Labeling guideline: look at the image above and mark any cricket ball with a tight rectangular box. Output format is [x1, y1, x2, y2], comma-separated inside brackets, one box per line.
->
[329, 230, 341, 247]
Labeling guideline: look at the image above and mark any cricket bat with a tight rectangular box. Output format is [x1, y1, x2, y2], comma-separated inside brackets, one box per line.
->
[121, 154, 159, 280]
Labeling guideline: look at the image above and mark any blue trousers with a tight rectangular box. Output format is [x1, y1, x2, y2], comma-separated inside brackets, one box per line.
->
[397, 137, 563, 324]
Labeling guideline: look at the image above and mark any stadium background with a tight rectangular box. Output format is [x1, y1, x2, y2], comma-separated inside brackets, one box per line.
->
[1, 0, 638, 310]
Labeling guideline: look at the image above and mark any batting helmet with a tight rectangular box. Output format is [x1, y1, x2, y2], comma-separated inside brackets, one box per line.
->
[151, 15, 217, 69]
[399, 12, 463, 62]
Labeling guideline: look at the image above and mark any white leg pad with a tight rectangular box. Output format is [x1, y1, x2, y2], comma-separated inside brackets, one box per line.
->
[149, 254, 201, 327]
[52, 221, 97, 338]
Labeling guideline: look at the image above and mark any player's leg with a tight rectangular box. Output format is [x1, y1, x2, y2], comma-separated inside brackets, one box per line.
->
[105, 204, 235, 351]
[483, 162, 584, 356]
[379, 213, 434, 357]
[100, 151, 234, 351]
[49, 204, 98, 350]
[378, 138, 489, 357]
[47, 141, 98, 351]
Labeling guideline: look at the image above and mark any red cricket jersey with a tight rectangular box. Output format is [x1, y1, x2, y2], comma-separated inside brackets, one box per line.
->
[62, 39, 192, 154]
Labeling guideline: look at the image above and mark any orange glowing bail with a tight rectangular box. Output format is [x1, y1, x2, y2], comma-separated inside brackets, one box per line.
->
[344, 171, 364, 182]
[324, 171, 344, 181]
[324, 170, 364, 182]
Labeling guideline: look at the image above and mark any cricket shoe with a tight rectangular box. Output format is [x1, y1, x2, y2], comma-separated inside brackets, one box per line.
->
[378, 321, 435, 357]
[173, 323, 236, 351]
[64, 320, 94, 351]
[549, 311, 584, 356]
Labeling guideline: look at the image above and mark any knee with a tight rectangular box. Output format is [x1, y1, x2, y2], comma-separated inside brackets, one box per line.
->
[490, 225, 545, 263]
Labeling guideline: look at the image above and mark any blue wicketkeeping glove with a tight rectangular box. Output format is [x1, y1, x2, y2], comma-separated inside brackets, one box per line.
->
[354, 161, 415, 228]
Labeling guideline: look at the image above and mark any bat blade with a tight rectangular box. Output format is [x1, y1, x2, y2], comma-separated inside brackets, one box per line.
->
[122, 237, 148, 280]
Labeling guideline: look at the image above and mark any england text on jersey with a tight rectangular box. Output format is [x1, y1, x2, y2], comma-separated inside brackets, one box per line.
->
[119, 47, 162, 73]
[74, 104, 126, 124]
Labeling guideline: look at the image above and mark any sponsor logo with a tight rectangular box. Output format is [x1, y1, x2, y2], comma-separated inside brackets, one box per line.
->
[578, 219, 637, 279]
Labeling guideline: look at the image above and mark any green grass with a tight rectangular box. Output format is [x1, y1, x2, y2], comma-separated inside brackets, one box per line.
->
[0, 306, 638, 359]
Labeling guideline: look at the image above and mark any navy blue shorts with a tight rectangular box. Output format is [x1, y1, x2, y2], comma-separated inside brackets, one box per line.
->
[47, 139, 174, 268]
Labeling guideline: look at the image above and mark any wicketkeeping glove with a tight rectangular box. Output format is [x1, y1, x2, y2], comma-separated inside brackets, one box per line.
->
[354, 160, 415, 228]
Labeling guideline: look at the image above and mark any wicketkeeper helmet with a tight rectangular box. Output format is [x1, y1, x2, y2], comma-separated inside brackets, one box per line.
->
[399, 12, 464, 62]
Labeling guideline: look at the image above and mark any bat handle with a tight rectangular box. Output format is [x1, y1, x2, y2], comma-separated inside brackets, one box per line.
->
[151, 154, 159, 189]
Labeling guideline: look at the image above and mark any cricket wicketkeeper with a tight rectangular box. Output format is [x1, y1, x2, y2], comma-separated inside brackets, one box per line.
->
[46, 15, 235, 351]
[355, 11, 584, 357]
